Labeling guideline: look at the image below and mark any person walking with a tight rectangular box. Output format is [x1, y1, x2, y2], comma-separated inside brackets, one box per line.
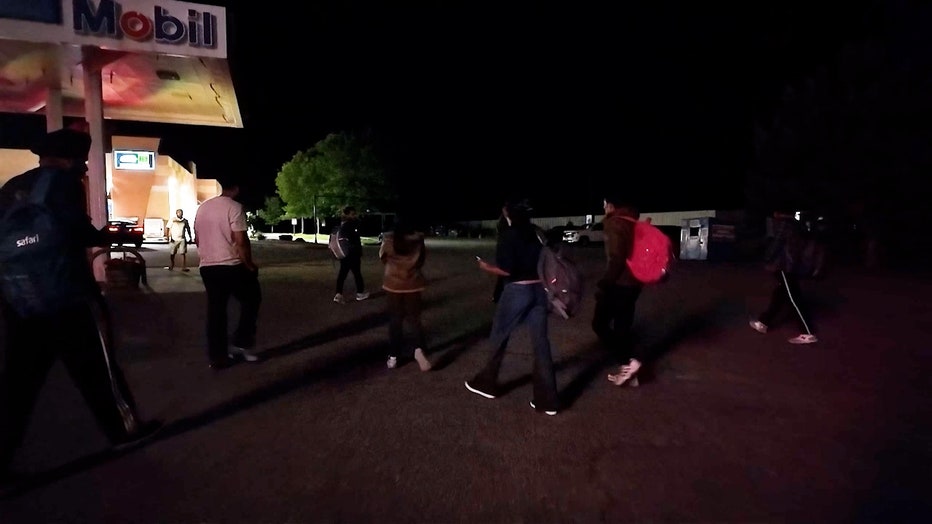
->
[592, 194, 645, 387]
[194, 173, 262, 369]
[749, 210, 819, 344]
[464, 198, 560, 416]
[165, 208, 193, 271]
[491, 203, 508, 303]
[333, 205, 369, 304]
[379, 215, 431, 371]
[0, 128, 160, 486]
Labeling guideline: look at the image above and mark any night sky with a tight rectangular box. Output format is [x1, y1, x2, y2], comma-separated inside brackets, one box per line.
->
[2, 0, 888, 220]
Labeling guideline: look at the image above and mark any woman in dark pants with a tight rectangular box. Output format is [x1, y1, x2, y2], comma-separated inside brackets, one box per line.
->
[379, 216, 431, 371]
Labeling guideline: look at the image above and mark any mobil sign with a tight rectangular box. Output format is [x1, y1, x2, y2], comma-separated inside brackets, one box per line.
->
[71, 0, 227, 58]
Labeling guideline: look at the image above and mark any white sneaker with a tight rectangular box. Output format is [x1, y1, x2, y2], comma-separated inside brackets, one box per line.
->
[386, 356, 397, 369]
[788, 334, 818, 344]
[333, 293, 345, 304]
[228, 345, 260, 362]
[356, 292, 370, 301]
[413, 348, 432, 372]
[607, 358, 641, 387]
[529, 400, 558, 416]
[749, 320, 768, 334]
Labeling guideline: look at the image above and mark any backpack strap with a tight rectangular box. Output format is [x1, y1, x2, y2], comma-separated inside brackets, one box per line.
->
[29, 169, 56, 206]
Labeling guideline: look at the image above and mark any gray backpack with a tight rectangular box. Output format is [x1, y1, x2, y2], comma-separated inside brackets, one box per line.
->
[536, 229, 584, 319]
[328, 225, 349, 259]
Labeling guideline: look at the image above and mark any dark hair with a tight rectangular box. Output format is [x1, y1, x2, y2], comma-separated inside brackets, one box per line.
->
[604, 193, 639, 219]
[391, 218, 420, 255]
[342, 206, 356, 216]
[216, 171, 244, 189]
[504, 198, 533, 223]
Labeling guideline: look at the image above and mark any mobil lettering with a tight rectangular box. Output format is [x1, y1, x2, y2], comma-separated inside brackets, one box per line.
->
[73, 0, 217, 48]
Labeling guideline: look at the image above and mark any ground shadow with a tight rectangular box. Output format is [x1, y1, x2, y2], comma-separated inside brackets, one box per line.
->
[2, 335, 400, 498]
[423, 322, 492, 371]
[490, 302, 731, 409]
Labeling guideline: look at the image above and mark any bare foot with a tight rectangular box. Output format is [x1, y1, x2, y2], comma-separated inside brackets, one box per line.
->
[413, 348, 432, 372]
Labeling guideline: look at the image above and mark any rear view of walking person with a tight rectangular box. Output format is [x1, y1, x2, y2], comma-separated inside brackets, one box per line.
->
[464, 198, 560, 416]
[0, 128, 160, 490]
[333, 206, 369, 304]
[749, 210, 819, 344]
[379, 215, 431, 371]
[592, 195, 645, 387]
[194, 173, 262, 368]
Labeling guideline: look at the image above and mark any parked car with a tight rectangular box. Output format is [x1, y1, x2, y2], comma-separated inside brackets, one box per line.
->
[106, 220, 144, 248]
[563, 222, 605, 245]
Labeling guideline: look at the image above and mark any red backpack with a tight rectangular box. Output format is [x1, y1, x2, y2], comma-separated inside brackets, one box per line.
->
[621, 217, 673, 284]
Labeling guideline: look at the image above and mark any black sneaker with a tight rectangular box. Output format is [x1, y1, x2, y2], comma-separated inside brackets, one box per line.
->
[210, 356, 234, 370]
[464, 380, 497, 399]
[113, 420, 164, 452]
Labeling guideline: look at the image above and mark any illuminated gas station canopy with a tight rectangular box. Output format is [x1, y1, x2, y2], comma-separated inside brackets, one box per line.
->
[0, 0, 242, 128]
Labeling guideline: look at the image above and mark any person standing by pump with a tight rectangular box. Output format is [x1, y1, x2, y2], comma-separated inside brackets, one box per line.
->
[166, 208, 193, 271]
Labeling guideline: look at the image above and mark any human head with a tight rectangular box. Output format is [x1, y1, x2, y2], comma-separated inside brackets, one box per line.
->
[216, 172, 242, 199]
[32, 128, 91, 177]
[504, 198, 533, 226]
[175, 209, 184, 218]
[602, 192, 639, 219]
[342, 206, 357, 220]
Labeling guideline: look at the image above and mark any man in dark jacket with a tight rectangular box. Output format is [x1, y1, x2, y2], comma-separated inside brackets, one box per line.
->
[749, 211, 818, 344]
[592, 194, 644, 387]
[333, 205, 369, 303]
[0, 128, 160, 488]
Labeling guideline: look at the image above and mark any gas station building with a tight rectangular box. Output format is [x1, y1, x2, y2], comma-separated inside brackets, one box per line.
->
[0, 0, 242, 270]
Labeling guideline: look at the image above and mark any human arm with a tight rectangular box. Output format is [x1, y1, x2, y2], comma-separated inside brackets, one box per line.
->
[231, 230, 257, 272]
[229, 203, 256, 271]
[55, 174, 108, 247]
[183, 219, 193, 242]
[599, 216, 632, 288]
[477, 257, 510, 277]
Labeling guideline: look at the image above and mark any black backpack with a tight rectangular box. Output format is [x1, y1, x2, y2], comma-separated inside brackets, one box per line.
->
[0, 169, 90, 317]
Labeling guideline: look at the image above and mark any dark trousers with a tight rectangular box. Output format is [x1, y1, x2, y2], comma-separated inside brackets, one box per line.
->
[200, 264, 261, 362]
[759, 270, 814, 335]
[336, 255, 365, 294]
[471, 283, 559, 411]
[0, 298, 142, 471]
[592, 284, 642, 364]
[386, 291, 425, 359]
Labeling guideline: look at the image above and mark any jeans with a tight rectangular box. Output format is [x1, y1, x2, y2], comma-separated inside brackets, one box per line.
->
[592, 284, 642, 364]
[470, 282, 559, 410]
[200, 264, 261, 363]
